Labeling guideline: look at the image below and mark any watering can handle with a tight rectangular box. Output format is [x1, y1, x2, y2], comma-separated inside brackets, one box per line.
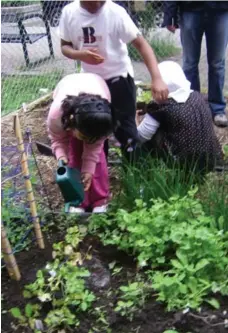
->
[58, 159, 66, 168]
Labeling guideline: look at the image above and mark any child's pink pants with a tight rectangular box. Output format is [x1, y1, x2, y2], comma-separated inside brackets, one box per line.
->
[68, 137, 109, 209]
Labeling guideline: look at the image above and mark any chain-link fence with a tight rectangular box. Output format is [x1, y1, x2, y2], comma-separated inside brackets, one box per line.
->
[2, 0, 228, 116]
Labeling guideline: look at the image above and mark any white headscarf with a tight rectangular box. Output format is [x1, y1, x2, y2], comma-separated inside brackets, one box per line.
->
[158, 61, 193, 103]
[137, 61, 193, 142]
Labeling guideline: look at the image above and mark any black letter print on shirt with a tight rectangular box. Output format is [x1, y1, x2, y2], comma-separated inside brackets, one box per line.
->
[82, 27, 96, 44]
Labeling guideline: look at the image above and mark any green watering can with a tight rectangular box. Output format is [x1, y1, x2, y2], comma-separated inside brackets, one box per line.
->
[56, 160, 84, 213]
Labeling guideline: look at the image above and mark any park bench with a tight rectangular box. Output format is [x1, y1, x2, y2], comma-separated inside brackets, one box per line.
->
[1, 11, 54, 67]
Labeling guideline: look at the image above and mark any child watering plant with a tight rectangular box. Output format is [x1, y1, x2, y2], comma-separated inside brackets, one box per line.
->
[59, 0, 168, 156]
[47, 72, 115, 213]
[136, 61, 223, 174]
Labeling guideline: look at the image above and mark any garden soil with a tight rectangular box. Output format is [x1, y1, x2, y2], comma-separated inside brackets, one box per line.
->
[1, 231, 228, 333]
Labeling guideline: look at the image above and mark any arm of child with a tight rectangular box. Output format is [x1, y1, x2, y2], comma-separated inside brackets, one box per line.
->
[117, 7, 168, 102]
[60, 40, 105, 65]
[47, 112, 69, 163]
[132, 36, 169, 102]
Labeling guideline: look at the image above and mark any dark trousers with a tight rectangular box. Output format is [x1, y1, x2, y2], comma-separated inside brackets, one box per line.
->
[180, 10, 228, 116]
[105, 74, 138, 160]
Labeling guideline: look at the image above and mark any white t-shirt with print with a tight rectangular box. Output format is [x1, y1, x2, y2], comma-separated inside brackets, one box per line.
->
[59, 0, 141, 80]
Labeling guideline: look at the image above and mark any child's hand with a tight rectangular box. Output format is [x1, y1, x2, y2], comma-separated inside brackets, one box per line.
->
[135, 110, 145, 127]
[80, 48, 105, 65]
[81, 172, 92, 191]
[151, 78, 169, 103]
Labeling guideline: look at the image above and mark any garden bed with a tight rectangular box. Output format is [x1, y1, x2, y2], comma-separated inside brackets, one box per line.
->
[1, 94, 228, 333]
[2, 227, 228, 333]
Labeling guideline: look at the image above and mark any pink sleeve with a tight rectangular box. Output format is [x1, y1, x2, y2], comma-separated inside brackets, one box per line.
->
[81, 138, 104, 174]
[47, 105, 69, 161]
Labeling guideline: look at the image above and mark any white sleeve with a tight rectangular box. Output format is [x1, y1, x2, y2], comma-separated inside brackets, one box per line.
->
[117, 8, 141, 44]
[137, 114, 160, 143]
[59, 7, 71, 42]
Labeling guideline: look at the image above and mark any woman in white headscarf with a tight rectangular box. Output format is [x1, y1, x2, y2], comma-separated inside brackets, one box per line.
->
[136, 61, 223, 173]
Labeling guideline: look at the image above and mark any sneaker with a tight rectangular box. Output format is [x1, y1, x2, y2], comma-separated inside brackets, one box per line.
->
[69, 207, 85, 213]
[92, 205, 108, 213]
[214, 114, 228, 127]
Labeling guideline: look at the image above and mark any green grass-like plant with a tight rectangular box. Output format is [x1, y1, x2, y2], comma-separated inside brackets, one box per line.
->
[128, 36, 180, 62]
[199, 172, 228, 231]
[111, 155, 200, 211]
[1, 71, 63, 115]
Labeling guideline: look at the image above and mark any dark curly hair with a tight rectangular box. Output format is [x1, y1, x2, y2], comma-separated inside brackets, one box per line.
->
[61, 93, 115, 141]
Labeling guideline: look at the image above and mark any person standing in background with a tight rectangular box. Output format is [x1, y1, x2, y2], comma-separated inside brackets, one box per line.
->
[162, 1, 228, 127]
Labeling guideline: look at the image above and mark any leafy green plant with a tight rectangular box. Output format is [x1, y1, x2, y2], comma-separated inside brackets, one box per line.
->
[1, 160, 41, 253]
[89, 189, 228, 310]
[151, 239, 228, 310]
[92, 306, 112, 333]
[44, 307, 79, 329]
[11, 226, 95, 332]
[10, 304, 41, 331]
[1, 184, 31, 252]
[223, 144, 228, 160]
[115, 281, 152, 321]
[137, 90, 152, 104]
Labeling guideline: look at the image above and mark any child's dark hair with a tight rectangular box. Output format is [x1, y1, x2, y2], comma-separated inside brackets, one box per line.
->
[61, 93, 115, 140]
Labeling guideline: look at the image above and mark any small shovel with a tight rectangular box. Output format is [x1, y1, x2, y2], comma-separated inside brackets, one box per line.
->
[35, 141, 122, 165]
[35, 141, 54, 157]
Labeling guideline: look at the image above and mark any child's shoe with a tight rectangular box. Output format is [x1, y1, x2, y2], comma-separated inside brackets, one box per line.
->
[92, 205, 108, 213]
[69, 207, 85, 213]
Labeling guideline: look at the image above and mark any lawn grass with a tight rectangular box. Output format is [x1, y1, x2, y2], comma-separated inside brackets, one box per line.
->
[1, 71, 63, 115]
[129, 36, 180, 62]
[1, 1, 36, 6]
[150, 36, 181, 61]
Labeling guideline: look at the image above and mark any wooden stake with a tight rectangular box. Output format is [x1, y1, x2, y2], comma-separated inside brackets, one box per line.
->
[1, 224, 21, 281]
[13, 114, 45, 249]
